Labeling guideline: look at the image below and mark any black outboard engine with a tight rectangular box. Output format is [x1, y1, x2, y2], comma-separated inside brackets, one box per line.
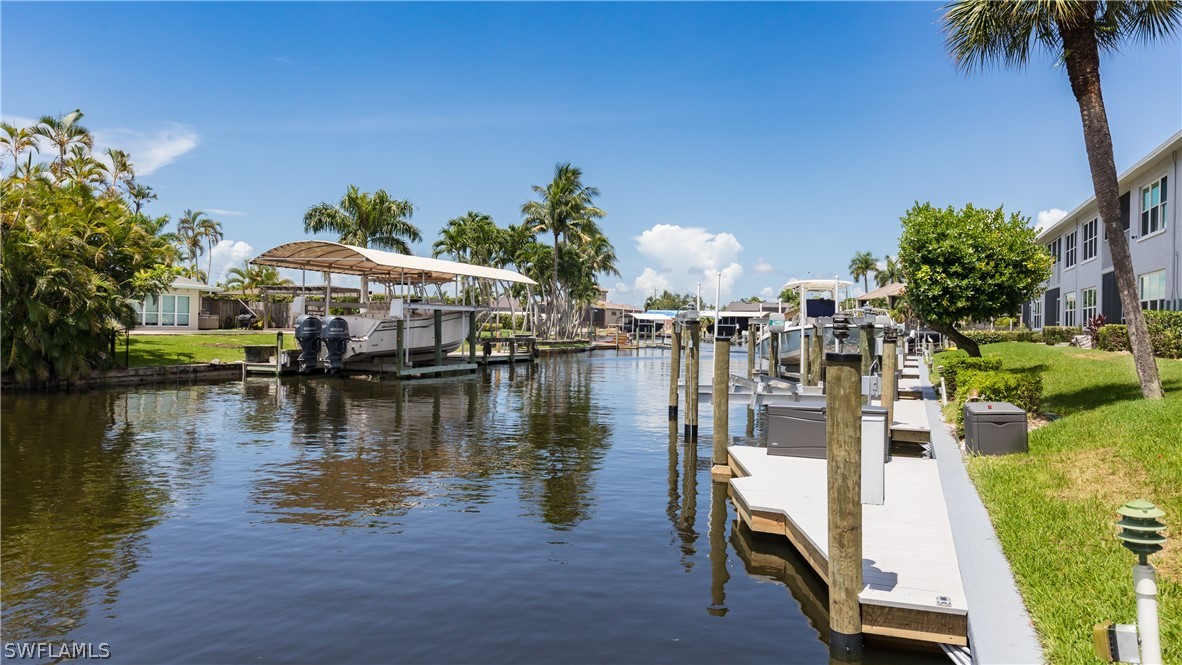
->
[322, 316, 350, 373]
[293, 315, 323, 373]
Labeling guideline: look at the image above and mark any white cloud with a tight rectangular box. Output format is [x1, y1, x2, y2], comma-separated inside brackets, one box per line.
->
[1036, 208, 1067, 232]
[759, 286, 775, 299]
[94, 123, 198, 175]
[208, 240, 255, 285]
[752, 258, 776, 274]
[629, 224, 745, 305]
[204, 208, 246, 217]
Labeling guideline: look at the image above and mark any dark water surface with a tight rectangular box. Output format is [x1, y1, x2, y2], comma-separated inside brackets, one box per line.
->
[2, 352, 941, 664]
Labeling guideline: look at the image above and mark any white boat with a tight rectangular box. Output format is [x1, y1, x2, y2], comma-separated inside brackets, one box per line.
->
[252, 240, 537, 373]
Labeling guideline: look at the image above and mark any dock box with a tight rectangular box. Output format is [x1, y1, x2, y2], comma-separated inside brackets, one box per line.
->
[964, 401, 1027, 455]
[766, 403, 889, 505]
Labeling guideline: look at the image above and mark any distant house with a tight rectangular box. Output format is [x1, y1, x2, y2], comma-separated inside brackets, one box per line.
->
[591, 300, 643, 329]
[1026, 131, 1180, 329]
[131, 277, 221, 331]
[856, 283, 906, 310]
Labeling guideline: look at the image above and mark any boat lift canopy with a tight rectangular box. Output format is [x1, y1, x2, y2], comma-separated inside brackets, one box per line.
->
[252, 240, 538, 286]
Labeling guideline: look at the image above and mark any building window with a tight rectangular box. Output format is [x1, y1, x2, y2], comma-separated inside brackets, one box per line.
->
[1141, 176, 1168, 237]
[1046, 237, 1061, 264]
[1064, 231, 1077, 268]
[1031, 299, 1042, 329]
[1140, 270, 1166, 310]
[1082, 288, 1097, 322]
[1064, 292, 1077, 327]
[137, 293, 190, 326]
[1082, 219, 1098, 261]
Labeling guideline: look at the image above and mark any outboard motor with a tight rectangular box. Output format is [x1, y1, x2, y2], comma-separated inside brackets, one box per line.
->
[322, 316, 350, 373]
[293, 315, 323, 373]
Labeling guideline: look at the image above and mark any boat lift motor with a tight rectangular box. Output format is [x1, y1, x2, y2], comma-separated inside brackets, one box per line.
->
[293, 315, 323, 373]
[322, 316, 350, 373]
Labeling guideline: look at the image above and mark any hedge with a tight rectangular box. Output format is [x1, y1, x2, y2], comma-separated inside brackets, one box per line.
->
[1040, 326, 1078, 345]
[952, 368, 1043, 435]
[938, 355, 1004, 395]
[1093, 312, 1182, 358]
[962, 330, 1037, 344]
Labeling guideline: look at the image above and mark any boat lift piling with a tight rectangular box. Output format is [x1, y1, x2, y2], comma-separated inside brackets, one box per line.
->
[712, 336, 731, 480]
[668, 323, 681, 421]
[809, 321, 824, 386]
[746, 324, 755, 380]
[826, 316, 865, 660]
[882, 327, 898, 430]
[800, 328, 811, 386]
[684, 318, 701, 441]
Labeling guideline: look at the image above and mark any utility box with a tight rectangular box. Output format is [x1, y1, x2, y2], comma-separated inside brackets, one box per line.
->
[766, 404, 889, 506]
[964, 401, 1028, 455]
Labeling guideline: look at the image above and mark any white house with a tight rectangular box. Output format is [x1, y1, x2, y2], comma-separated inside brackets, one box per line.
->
[1026, 131, 1180, 329]
[131, 276, 222, 331]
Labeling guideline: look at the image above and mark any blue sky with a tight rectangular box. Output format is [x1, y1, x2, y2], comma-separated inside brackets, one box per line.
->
[3, 2, 1179, 305]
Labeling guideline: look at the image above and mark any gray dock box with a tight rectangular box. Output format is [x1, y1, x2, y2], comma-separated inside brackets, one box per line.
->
[765, 403, 889, 505]
[964, 401, 1028, 455]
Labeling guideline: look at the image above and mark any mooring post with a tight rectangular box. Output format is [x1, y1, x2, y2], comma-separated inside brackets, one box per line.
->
[811, 322, 824, 387]
[685, 321, 700, 440]
[712, 336, 731, 479]
[801, 328, 812, 386]
[746, 325, 755, 380]
[825, 314, 864, 660]
[859, 320, 874, 379]
[669, 323, 682, 421]
[396, 319, 405, 374]
[275, 331, 284, 372]
[882, 327, 898, 430]
[769, 329, 780, 379]
[433, 309, 444, 368]
[468, 310, 477, 372]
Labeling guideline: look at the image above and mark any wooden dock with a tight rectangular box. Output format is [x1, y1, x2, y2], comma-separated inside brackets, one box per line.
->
[728, 446, 968, 646]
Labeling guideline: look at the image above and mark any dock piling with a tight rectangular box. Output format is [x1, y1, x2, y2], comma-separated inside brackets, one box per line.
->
[810, 322, 824, 387]
[746, 325, 755, 380]
[685, 320, 700, 440]
[669, 323, 682, 421]
[712, 336, 731, 479]
[396, 319, 405, 373]
[468, 311, 477, 372]
[859, 320, 874, 378]
[769, 329, 780, 379]
[825, 316, 864, 660]
[882, 327, 898, 431]
[433, 310, 443, 367]
[801, 328, 811, 386]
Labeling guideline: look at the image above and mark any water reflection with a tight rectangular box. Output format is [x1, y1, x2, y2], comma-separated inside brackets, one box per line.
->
[0, 388, 215, 641]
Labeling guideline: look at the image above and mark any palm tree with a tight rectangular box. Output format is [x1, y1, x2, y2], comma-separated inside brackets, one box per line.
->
[224, 261, 292, 300]
[32, 109, 93, 178]
[126, 182, 157, 214]
[196, 215, 224, 284]
[848, 250, 878, 293]
[942, 0, 1176, 399]
[61, 145, 105, 186]
[103, 149, 135, 196]
[304, 185, 421, 305]
[1, 121, 39, 176]
[875, 254, 905, 287]
[176, 209, 209, 273]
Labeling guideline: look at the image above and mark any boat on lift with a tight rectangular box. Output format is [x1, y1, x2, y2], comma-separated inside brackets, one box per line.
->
[251, 240, 537, 373]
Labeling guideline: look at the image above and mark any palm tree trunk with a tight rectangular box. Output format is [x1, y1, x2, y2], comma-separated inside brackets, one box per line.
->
[206, 239, 214, 285]
[1059, 19, 1162, 399]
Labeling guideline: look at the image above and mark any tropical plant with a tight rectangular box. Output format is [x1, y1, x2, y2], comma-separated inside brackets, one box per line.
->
[103, 149, 135, 196]
[304, 185, 420, 304]
[875, 254, 905, 287]
[61, 145, 106, 186]
[125, 182, 156, 214]
[941, 0, 1178, 395]
[223, 261, 293, 300]
[777, 287, 802, 309]
[644, 291, 695, 311]
[196, 215, 223, 284]
[897, 202, 1053, 357]
[1, 121, 39, 174]
[175, 209, 210, 274]
[848, 250, 878, 293]
[32, 109, 93, 179]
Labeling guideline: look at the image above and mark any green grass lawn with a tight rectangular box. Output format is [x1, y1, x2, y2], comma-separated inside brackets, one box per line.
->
[937, 343, 1181, 663]
[121, 332, 295, 368]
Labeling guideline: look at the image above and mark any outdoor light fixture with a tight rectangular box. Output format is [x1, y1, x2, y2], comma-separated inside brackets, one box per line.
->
[1095, 500, 1166, 664]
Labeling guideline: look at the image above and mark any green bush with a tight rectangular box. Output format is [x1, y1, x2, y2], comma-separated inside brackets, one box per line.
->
[952, 368, 1043, 435]
[1040, 326, 1078, 345]
[1145, 310, 1182, 359]
[1097, 324, 1130, 352]
[962, 330, 1037, 344]
[992, 316, 1018, 329]
[938, 355, 1004, 395]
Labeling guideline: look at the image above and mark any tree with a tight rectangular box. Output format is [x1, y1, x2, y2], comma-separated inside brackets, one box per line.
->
[1, 121, 39, 174]
[897, 202, 1052, 357]
[196, 215, 223, 284]
[304, 185, 420, 305]
[848, 251, 878, 293]
[176, 209, 209, 274]
[644, 291, 694, 311]
[32, 109, 93, 179]
[941, 0, 1176, 394]
[126, 182, 156, 214]
[223, 261, 293, 300]
[103, 149, 135, 196]
[777, 287, 802, 310]
[875, 254, 905, 287]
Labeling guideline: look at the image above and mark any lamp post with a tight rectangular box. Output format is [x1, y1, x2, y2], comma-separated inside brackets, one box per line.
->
[1116, 499, 1167, 665]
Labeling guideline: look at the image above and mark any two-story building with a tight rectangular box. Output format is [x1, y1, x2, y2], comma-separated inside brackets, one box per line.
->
[1026, 131, 1180, 329]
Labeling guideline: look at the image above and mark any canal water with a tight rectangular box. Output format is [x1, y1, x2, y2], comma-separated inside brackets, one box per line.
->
[2, 351, 943, 663]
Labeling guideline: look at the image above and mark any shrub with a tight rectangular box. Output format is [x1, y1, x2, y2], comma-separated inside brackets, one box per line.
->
[992, 316, 1020, 329]
[1097, 324, 1130, 352]
[1041, 326, 1078, 345]
[1086, 314, 1107, 345]
[952, 368, 1043, 435]
[1145, 310, 1182, 359]
[962, 330, 1037, 344]
[938, 355, 1004, 395]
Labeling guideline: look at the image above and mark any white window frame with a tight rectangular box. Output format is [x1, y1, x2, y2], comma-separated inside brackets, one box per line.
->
[1082, 287, 1098, 323]
[1031, 299, 1043, 330]
[136, 292, 190, 327]
[1063, 291, 1077, 328]
[1064, 231, 1077, 269]
[1139, 175, 1168, 240]
[1046, 237, 1061, 265]
[1139, 270, 1167, 311]
[1082, 219, 1098, 262]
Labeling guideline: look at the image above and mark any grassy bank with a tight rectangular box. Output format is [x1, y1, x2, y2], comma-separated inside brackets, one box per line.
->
[935, 343, 1180, 663]
[123, 332, 295, 368]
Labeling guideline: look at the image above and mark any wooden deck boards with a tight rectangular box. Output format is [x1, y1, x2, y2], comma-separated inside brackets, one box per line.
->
[890, 397, 931, 443]
[729, 445, 968, 645]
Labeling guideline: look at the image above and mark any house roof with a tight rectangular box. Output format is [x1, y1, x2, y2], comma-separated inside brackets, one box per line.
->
[1037, 130, 1182, 241]
[857, 282, 906, 301]
[172, 276, 222, 293]
[252, 240, 538, 286]
[598, 301, 642, 311]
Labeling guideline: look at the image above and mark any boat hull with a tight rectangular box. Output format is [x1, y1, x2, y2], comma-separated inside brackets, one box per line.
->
[321, 310, 470, 368]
